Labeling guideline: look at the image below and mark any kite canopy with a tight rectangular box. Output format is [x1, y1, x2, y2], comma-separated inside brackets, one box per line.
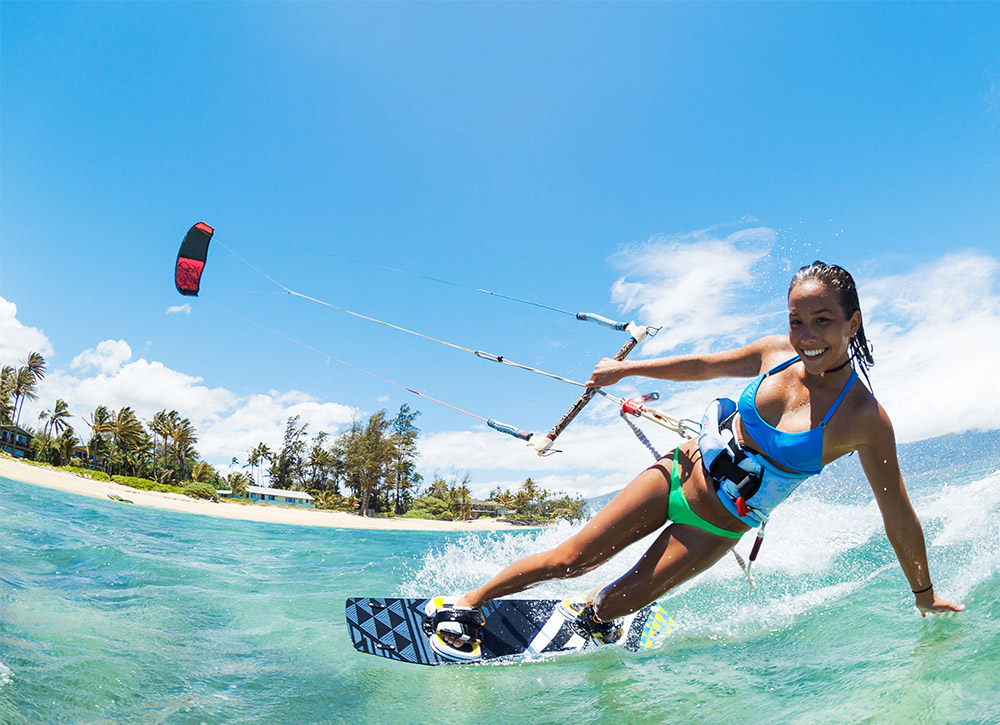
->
[175, 222, 214, 296]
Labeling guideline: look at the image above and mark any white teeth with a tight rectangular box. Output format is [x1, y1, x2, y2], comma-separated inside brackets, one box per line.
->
[803, 349, 825, 357]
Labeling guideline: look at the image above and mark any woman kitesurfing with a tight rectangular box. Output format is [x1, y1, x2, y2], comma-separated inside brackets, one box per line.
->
[429, 261, 965, 661]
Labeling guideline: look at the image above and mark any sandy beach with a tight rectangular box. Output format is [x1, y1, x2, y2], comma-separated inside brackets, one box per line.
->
[0, 456, 524, 532]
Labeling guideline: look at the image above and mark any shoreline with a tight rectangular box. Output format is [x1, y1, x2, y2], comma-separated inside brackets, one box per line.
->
[0, 457, 527, 532]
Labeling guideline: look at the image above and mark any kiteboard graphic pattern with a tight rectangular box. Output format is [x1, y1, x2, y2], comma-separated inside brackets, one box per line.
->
[346, 597, 671, 666]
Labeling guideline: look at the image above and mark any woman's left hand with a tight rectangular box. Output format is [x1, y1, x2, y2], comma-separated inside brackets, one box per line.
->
[587, 357, 629, 388]
[915, 592, 965, 617]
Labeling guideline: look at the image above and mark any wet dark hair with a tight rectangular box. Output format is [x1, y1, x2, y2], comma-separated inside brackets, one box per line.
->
[789, 261, 875, 388]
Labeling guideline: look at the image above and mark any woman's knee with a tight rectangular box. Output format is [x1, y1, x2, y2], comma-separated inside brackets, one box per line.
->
[544, 543, 603, 578]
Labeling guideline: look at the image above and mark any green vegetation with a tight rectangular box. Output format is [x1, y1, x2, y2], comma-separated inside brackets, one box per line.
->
[60, 466, 111, 482]
[181, 481, 218, 501]
[112, 475, 183, 495]
[402, 495, 452, 520]
[2, 353, 590, 523]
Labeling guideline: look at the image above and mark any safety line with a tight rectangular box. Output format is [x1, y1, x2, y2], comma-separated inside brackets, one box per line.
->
[276, 243, 654, 334]
[219, 241, 603, 387]
[212, 302, 491, 424]
[215, 240, 693, 451]
[330, 254, 579, 318]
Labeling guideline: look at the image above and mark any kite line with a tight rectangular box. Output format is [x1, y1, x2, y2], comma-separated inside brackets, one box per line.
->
[303, 247, 652, 333]
[179, 225, 695, 456]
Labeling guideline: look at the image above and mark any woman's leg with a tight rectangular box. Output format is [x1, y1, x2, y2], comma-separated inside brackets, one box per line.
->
[592, 522, 737, 621]
[455, 459, 675, 609]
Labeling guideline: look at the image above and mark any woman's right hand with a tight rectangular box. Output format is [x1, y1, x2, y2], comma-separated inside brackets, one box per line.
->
[588, 358, 629, 388]
[915, 591, 965, 617]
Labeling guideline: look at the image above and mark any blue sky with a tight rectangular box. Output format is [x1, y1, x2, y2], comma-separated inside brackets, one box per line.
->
[2, 2, 998, 497]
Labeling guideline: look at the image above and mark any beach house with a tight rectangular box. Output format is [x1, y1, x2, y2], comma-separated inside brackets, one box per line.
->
[244, 485, 315, 508]
[69, 446, 106, 472]
[0, 425, 32, 459]
[469, 499, 506, 519]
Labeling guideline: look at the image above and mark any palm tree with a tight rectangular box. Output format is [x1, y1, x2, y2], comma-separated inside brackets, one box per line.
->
[32, 429, 56, 464]
[429, 476, 449, 500]
[11, 366, 38, 428]
[164, 416, 197, 481]
[247, 442, 272, 487]
[226, 471, 250, 497]
[308, 435, 335, 489]
[55, 428, 80, 467]
[537, 487, 552, 518]
[519, 477, 540, 518]
[148, 410, 174, 465]
[11, 352, 46, 428]
[0, 366, 15, 425]
[40, 399, 72, 437]
[85, 405, 114, 470]
[562, 496, 586, 523]
[109, 407, 145, 475]
[495, 489, 515, 518]
[23, 352, 46, 381]
[453, 475, 472, 521]
[124, 433, 153, 477]
[191, 461, 215, 484]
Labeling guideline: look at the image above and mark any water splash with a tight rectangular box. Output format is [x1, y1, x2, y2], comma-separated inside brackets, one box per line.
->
[400, 467, 999, 641]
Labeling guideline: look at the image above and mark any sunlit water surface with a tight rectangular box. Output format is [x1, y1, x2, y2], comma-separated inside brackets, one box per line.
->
[1, 445, 998, 724]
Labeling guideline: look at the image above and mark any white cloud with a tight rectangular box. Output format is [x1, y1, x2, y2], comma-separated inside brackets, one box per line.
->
[198, 391, 356, 463]
[860, 252, 1000, 443]
[37, 356, 360, 465]
[43, 357, 236, 428]
[165, 304, 192, 316]
[0, 297, 53, 363]
[71, 339, 133, 375]
[609, 227, 781, 355]
[23, 334, 357, 468]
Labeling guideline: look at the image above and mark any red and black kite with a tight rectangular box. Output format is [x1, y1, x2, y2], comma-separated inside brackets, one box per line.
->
[175, 222, 214, 296]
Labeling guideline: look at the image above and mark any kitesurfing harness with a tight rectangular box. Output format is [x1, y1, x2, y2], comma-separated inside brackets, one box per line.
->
[700, 398, 765, 519]
[699, 397, 769, 586]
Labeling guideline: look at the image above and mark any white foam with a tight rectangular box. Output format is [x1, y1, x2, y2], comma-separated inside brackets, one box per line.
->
[921, 471, 1000, 546]
[401, 469, 999, 627]
[677, 578, 868, 639]
[399, 521, 663, 600]
[915, 470, 1000, 599]
[400, 494, 884, 597]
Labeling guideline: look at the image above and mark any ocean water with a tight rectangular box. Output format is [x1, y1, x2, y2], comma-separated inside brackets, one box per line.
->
[1, 451, 998, 724]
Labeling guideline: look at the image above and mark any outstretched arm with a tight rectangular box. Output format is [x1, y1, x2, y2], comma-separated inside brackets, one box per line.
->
[858, 404, 964, 616]
[587, 334, 791, 388]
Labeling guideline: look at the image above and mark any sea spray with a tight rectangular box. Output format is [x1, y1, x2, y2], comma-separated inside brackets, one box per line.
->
[919, 469, 1000, 600]
[398, 521, 662, 601]
[399, 468, 996, 648]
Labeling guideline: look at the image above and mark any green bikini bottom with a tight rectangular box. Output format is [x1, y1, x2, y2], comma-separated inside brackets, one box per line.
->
[667, 448, 743, 539]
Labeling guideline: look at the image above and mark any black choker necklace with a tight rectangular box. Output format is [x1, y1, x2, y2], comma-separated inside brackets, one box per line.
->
[823, 358, 852, 375]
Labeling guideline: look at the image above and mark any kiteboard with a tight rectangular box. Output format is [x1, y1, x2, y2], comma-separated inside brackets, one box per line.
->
[346, 596, 673, 666]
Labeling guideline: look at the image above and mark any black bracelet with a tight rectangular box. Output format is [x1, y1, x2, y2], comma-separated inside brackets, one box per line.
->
[912, 584, 933, 595]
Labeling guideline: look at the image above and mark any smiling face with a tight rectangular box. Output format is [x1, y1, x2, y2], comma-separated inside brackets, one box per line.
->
[787, 279, 861, 374]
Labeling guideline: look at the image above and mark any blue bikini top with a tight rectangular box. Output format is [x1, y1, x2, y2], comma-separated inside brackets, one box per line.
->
[737, 356, 858, 476]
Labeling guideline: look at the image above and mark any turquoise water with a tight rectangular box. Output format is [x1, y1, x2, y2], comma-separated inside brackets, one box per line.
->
[1, 451, 998, 724]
